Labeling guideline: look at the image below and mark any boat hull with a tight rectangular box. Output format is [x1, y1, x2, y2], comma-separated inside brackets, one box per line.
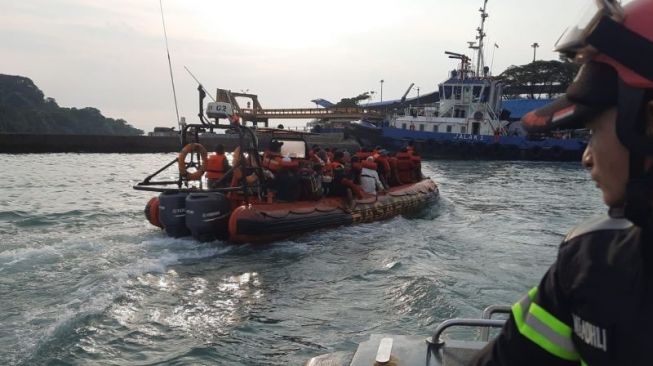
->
[346, 124, 586, 161]
[228, 179, 439, 243]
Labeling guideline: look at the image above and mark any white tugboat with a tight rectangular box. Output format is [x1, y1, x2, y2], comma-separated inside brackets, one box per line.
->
[347, 0, 587, 161]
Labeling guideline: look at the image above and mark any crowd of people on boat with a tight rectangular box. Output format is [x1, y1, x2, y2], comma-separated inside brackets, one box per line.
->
[202, 142, 424, 203]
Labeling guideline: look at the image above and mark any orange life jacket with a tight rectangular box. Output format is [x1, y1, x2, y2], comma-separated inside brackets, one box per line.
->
[375, 155, 391, 175]
[354, 151, 371, 160]
[395, 152, 412, 160]
[206, 153, 227, 179]
[395, 153, 415, 183]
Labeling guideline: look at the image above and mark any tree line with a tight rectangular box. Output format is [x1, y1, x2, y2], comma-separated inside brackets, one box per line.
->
[0, 74, 143, 135]
[497, 60, 580, 99]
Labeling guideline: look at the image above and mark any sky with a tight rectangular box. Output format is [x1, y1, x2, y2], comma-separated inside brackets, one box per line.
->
[0, 0, 595, 132]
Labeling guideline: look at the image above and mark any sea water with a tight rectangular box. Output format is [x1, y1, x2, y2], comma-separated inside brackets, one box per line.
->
[0, 154, 602, 365]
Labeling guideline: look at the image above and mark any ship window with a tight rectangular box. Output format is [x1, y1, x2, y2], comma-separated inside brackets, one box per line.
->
[278, 140, 307, 159]
[473, 86, 483, 101]
[402, 123, 407, 130]
[446, 125, 452, 133]
[444, 86, 452, 99]
[454, 86, 462, 100]
[454, 109, 467, 118]
[419, 124, 424, 131]
[482, 87, 491, 102]
[433, 125, 439, 132]
[461, 126, 467, 134]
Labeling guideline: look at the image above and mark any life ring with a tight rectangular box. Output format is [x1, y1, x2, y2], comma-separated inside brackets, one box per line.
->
[178, 143, 208, 180]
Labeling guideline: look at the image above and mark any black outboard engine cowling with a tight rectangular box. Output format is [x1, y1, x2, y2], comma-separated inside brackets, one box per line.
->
[185, 193, 231, 241]
[158, 192, 190, 238]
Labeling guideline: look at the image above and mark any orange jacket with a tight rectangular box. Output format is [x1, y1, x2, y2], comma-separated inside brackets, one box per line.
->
[375, 155, 391, 175]
[206, 153, 227, 179]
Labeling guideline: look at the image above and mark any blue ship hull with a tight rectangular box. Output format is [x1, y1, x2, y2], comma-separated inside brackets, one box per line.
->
[346, 124, 587, 161]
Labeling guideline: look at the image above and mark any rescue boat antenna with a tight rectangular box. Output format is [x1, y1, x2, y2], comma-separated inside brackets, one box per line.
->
[184, 66, 216, 102]
[159, 0, 181, 131]
[475, 0, 489, 77]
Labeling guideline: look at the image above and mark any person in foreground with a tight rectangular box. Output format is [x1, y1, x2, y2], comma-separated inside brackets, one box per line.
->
[472, 0, 653, 364]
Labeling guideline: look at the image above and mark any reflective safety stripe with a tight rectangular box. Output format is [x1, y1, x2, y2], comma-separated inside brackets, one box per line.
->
[512, 287, 580, 361]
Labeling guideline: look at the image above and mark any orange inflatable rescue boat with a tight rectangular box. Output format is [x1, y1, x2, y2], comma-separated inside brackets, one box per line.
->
[133, 88, 439, 244]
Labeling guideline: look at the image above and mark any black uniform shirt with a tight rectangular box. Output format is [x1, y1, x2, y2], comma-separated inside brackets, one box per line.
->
[472, 213, 653, 366]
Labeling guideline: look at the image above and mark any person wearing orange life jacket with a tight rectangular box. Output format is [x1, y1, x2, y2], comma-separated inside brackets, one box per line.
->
[261, 139, 284, 173]
[354, 147, 372, 161]
[374, 149, 392, 189]
[229, 146, 259, 189]
[206, 144, 231, 189]
[262, 139, 303, 202]
[408, 148, 423, 182]
[360, 156, 384, 195]
[395, 148, 415, 184]
[349, 156, 362, 185]
[386, 153, 401, 187]
[328, 151, 364, 199]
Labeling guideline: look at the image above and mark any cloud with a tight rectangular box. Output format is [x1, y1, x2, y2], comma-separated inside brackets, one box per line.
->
[0, 0, 588, 132]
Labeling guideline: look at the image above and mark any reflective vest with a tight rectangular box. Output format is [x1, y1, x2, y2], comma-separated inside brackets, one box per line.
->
[206, 153, 227, 179]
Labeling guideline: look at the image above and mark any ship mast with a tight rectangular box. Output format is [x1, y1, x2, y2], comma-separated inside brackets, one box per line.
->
[474, 0, 489, 77]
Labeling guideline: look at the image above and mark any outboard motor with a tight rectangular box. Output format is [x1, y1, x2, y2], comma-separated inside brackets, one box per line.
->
[185, 193, 231, 241]
[158, 191, 190, 238]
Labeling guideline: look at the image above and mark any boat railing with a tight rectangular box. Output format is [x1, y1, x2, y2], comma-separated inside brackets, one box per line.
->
[428, 304, 511, 348]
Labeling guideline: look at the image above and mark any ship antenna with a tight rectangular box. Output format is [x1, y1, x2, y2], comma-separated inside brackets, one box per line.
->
[159, 0, 181, 131]
[475, 0, 489, 77]
[184, 66, 216, 102]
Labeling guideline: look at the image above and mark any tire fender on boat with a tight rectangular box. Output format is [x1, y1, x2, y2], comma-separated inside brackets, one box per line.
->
[178, 143, 208, 180]
[144, 196, 163, 228]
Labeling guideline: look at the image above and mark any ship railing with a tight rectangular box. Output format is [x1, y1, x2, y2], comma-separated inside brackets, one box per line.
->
[428, 304, 511, 348]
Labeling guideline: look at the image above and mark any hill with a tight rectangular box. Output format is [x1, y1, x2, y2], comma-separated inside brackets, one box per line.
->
[0, 74, 143, 135]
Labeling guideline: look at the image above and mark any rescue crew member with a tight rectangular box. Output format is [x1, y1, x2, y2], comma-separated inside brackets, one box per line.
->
[360, 156, 384, 195]
[328, 151, 364, 199]
[395, 148, 415, 184]
[374, 149, 391, 189]
[472, 1, 653, 364]
[262, 139, 284, 173]
[205, 144, 231, 189]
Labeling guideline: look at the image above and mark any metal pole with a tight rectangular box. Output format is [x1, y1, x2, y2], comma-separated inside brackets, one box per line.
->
[490, 44, 497, 76]
[380, 79, 384, 102]
[531, 42, 539, 62]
